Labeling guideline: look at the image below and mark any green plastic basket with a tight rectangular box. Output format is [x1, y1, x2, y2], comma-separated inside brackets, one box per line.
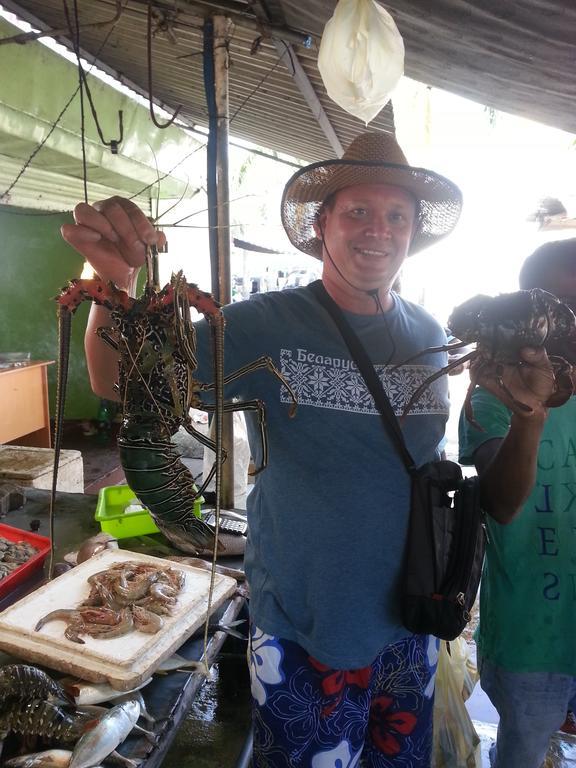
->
[95, 485, 203, 539]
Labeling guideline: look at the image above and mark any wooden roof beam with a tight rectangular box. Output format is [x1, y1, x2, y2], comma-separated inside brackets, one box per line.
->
[248, 0, 343, 157]
[272, 39, 343, 158]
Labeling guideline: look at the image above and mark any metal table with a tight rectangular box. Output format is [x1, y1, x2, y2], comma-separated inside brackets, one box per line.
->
[0, 487, 248, 767]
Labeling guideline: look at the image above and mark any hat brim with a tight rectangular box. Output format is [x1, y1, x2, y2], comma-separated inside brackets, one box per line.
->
[281, 159, 463, 258]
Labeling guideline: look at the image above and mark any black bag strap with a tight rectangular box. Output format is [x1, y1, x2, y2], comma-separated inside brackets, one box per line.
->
[309, 280, 417, 474]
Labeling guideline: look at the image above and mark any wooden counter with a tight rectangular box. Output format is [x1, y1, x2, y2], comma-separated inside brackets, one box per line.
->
[0, 361, 54, 447]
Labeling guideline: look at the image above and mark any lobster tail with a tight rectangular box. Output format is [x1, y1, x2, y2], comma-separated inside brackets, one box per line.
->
[118, 422, 223, 555]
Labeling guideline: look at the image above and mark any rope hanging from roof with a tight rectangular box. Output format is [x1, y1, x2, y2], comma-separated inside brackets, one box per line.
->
[63, 0, 124, 159]
[147, 0, 182, 129]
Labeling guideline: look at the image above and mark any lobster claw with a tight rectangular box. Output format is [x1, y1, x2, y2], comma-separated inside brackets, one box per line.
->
[545, 357, 575, 408]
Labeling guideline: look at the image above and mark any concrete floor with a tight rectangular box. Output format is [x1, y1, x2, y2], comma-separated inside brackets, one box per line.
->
[61, 419, 126, 493]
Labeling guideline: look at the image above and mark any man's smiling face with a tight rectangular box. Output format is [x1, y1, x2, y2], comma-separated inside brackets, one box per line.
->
[315, 184, 417, 297]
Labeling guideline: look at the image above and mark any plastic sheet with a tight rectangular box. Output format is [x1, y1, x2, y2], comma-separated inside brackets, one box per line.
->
[202, 412, 250, 508]
[545, 732, 576, 768]
[474, 721, 576, 768]
[317, 0, 404, 124]
[433, 638, 481, 768]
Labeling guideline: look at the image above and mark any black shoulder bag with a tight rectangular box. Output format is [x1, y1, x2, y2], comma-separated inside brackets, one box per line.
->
[310, 280, 486, 641]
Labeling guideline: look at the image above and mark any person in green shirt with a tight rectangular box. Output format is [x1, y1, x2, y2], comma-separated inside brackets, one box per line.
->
[459, 237, 576, 768]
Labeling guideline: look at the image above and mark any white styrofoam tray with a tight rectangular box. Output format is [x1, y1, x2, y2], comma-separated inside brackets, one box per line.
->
[0, 548, 237, 690]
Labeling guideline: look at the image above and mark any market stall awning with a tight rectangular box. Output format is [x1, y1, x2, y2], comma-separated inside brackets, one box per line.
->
[0, 0, 396, 164]
[1, 0, 574, 167]
[0, 15, 202, 210]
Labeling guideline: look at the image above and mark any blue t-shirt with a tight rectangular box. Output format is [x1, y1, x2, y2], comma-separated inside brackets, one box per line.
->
[195, 283, 449, 668]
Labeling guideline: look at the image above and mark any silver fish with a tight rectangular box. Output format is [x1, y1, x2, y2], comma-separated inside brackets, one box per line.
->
[155, 652, 205, 673]
[74, 706, 156, 743]
[154, 653, 212, 678]
[3, 749, 104, 768]
[168, 555, 246, 581]
[60, 677, 151, 706]
[75, 533, 118, 565]
[110, 691, 156, 725]
[207, 617, 247, 640]
[68, 699, 140, 768]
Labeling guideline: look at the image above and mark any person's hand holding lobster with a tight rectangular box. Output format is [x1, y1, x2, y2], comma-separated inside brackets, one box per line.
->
[61, 197, 165, 294]
[469, 345, 574, 422]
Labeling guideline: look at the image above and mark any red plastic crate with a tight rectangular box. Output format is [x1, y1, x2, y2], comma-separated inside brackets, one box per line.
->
[0, 523, 51, 599]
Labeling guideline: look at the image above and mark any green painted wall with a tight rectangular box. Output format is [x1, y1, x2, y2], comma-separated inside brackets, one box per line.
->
[0, 205, 99, 420]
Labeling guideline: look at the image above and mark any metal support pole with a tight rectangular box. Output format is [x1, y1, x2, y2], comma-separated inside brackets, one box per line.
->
[212, 14, 234, 508]
[213, 15, 232, 306]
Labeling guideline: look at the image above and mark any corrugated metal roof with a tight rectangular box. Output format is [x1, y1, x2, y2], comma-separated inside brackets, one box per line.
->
[0, 0, 395, 163]
[2, 0, 575, 168]
[0, 13, 206, 210]
[280, 0, 576, 134]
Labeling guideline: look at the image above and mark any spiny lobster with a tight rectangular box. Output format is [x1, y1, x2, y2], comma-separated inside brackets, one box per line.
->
[50, 252, 297, 574]
[399, 288, 576, 427]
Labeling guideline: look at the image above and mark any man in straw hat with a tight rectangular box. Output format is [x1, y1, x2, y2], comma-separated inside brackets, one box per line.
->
[63, 131, 462, 766]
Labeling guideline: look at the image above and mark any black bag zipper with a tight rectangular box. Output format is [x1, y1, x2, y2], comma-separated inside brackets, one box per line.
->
[442, 477, 485, 613]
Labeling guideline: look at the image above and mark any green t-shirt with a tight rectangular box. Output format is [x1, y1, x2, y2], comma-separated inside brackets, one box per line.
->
[459, 388, 576, 675]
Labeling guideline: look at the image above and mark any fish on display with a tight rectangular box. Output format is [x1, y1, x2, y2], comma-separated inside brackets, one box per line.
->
[3, 750, 103, 768]
[75, 533, 118, 565]
[155, 652, 209, 675]
[168, 555, 246, 581]
[72, 705, 156, 744]
[68, 699, 141, 768]
[206, 617, 247, 640]
[59, 676, 152, 707]
[0, 664, 149, 766]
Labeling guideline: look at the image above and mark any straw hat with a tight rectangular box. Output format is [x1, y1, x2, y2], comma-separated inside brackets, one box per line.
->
[281, 131, 463, 258]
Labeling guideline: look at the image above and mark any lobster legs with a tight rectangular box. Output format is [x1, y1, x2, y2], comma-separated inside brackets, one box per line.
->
[197, 353, 297, 478]
[54, 273, 297, 558]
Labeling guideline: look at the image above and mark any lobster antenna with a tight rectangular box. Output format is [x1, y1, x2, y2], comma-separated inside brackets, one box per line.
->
[391, 338, 470, 371]
[317, 220, 399, 325]
[318, 221, 397, 359]
[318, 221, 379, 300]
[400, 349, 477, 420]
[200, 312, 226, 678]
[48, 307, 72, 578]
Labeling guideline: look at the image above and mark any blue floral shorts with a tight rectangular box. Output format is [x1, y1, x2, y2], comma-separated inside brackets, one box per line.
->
[248, 627, 439, 767]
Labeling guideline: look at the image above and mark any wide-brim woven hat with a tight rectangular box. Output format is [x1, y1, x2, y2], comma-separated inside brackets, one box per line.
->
[281, 131, 463, 258]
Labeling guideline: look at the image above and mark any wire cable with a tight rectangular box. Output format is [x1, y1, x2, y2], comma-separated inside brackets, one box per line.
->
[317, 218, 398, 362]
[1, 0, 124, 202]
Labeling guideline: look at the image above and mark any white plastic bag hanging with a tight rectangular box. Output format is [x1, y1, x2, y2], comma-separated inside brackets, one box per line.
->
[202, 411, 251, 509]
[318, 0, 404, 125]
[432, 639, 482, 768]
